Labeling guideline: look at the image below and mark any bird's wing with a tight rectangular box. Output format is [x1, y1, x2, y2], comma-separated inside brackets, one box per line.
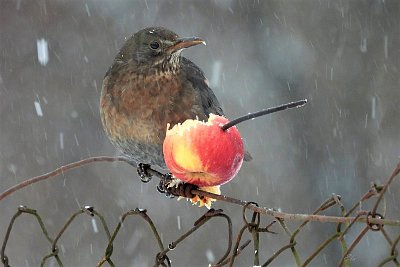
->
[181, 57, 224, 116]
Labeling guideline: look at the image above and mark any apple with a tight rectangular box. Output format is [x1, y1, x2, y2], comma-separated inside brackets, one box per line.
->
[163, 114, 244, 187]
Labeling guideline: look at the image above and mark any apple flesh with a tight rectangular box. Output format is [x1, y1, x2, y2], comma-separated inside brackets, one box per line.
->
[163, 114, 244, 187]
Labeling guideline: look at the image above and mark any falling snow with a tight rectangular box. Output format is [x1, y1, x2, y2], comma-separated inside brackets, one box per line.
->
[34, 101, 43, 117]
[371, 96, 376, 119]
[91, 218, 98, 233]
[36, 38, 49, 66]
[1, 1, 399, 266]
[7, 164, 17, 175]
[177, 215, 181, 230]
[384, 35, 388, 59]
[206, 249, 215, 263]
[360, 37, 367, 53]
[59, 132, 64, 150]
[210, 60, 222, 87]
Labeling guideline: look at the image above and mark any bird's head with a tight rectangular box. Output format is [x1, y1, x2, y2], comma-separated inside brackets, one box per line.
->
[118, 27, 205, 71]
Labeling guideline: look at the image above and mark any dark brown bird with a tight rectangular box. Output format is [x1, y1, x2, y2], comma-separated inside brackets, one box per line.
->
[100, 27, 248, 174]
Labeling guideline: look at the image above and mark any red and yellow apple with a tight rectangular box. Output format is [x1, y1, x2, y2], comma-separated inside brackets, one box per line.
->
[163, 114, 244, 208]
[163, 114, 244, 186]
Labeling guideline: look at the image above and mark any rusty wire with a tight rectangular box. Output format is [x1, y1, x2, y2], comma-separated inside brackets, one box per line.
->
[1, 193, 399, 266]
[1, 159, 400, 266]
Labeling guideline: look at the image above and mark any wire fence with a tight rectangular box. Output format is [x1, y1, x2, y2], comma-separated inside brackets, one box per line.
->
[1, 157, 400, 266]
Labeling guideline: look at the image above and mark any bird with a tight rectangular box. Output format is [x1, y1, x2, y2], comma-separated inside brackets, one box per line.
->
[100, 27, 250, 179]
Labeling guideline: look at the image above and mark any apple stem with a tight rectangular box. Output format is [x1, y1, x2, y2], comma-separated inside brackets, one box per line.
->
[221, 99, 308, 131]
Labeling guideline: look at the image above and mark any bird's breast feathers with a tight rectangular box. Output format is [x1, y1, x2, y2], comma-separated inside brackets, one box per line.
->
[101, 68, 202, 145]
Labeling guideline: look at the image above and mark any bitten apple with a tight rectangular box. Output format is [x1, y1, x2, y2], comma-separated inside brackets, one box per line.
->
[163, 114, 244, 187]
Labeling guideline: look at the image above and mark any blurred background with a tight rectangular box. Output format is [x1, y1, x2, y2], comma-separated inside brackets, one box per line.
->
[1, 0, 399, 266]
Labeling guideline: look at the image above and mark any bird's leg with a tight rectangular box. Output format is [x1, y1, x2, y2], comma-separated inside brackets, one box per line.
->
[137, 163, 152, 183]
[157, 173, 175, 198]
[157, 174, 200, 200]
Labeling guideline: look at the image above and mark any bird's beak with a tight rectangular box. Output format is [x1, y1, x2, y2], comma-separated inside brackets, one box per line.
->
[166, 37, 206, 53]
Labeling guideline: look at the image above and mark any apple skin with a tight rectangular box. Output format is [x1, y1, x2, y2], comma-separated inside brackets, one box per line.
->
[163, 114, 244, 187]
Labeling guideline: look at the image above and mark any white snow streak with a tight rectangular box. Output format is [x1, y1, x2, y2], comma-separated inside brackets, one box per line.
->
[91, 218, 98, 233]
[37, 38, 49, 66]
[34, 101, 43, 117]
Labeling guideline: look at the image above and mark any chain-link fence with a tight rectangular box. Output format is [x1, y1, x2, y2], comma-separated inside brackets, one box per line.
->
[1, 158, 399, 266]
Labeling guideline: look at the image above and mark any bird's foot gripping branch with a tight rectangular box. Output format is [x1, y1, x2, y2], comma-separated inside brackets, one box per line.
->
[137, 163, 153, 183]
[136, 164, 220, 209]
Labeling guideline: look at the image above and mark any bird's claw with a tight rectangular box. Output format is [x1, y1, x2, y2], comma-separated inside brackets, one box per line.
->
[137, 163, 152, 183]
[166, 177, 183, 188]
[157, 173, 175, 198]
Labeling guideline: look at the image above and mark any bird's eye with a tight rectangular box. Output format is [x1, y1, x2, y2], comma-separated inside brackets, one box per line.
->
[149, 41, 160, 50]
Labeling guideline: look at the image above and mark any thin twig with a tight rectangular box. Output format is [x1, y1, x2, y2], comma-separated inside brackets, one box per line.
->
[0, 156, 134, 202]
[191, 189, 400, 226]
[221, 99, 307, 130]
[1, 157, 400, 227]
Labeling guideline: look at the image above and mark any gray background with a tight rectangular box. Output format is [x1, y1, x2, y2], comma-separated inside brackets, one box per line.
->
[1, 0, 399, 266]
